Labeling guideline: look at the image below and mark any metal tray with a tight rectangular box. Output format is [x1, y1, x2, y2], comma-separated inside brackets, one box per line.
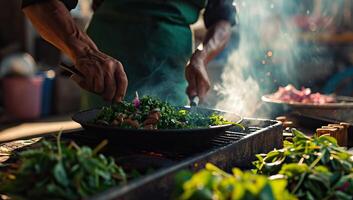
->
[262, 95, 353, 109]
[262, 95, 353, 123]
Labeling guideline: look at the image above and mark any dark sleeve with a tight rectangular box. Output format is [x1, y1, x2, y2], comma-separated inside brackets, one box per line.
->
[22, 0, 78, 10]
[204, 0, 237, 28]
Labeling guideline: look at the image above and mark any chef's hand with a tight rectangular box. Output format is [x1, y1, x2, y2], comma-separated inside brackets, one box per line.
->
[185, 50, 211, 103]
[71, 50, 128, 102]
[22, 0, 128, 103]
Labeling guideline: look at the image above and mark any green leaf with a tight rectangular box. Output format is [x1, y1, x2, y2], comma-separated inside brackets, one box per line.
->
[259, 184, 275, 200]
[53, 162, 69, 187]
[231, 183, 245, 200]
[320, 148, 330, 164]
[334, 191, 352, 200]
[269, 178, 287, 199]
[317, 135, 338, 146]
[292, 129, 311, 143]
[279, 164, 309, 177]
[0, 136, 126, 200]
[305, 191, 315, 200]
[188, 188, 213, 200]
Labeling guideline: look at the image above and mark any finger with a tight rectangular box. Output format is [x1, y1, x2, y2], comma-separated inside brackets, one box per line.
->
[197, 79, 210, 103]
[113, 63, 128, 102]
[196, 69, 211, 103]
[75, 60, 94, 90]
[93, 70, 104, 94]
[185, 67, 197, 98]
[102, 71, 116, 101]
[70, 74, 90, 91]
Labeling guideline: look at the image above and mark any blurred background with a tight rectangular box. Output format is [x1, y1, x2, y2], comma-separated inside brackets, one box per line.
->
[0, 0, 353, 123]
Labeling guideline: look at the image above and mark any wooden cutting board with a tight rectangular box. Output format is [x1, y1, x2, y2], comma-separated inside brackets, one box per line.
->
[0, 119, 81, 143]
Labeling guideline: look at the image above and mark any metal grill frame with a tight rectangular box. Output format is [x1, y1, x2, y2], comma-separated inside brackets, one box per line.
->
[89, 118, 283, 200]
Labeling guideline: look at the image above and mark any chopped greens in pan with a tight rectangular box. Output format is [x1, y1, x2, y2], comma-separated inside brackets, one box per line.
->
[0, 134, 126, 200]
[94, 96, 242, 129]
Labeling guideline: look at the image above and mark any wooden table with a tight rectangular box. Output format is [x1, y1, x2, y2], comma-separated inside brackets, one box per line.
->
[0, 115, 81, 143]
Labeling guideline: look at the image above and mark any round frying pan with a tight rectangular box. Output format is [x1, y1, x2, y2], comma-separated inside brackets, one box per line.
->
[72, 107, 242, 150]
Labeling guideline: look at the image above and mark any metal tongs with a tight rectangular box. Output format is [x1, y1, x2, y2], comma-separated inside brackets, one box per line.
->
[190, 96, 200, 107]
[59, 62, 84, 77]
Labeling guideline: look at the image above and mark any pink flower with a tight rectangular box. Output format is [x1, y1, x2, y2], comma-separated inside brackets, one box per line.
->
[133, 92, 140, 108]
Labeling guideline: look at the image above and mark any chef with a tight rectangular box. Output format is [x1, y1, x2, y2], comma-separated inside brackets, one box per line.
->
[22, 0, 237, 107]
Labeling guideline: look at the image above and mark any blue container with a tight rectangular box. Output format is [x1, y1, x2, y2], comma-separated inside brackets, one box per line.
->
[38, 70, 55, 117]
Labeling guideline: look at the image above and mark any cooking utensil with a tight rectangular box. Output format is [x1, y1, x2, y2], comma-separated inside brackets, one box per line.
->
[190, 96, 200, 107]
[72, 107, 242, 149]
[59, 63, 84, 77]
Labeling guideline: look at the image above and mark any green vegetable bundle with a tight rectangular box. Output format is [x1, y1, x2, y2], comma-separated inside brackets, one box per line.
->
[253, 129, 353, 199]
[95, 96, 239, 129]
[175, 129, 353, 200]
[174, 163, 296, 200]
[279, 163, 353, 200]
[253, 129, 353, 176]
[0, 135, 126, 200]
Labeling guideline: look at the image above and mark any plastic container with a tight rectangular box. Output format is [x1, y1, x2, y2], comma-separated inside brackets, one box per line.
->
[2, 76, 44, 120]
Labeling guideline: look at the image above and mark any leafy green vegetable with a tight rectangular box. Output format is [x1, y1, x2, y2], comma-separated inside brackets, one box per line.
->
[174, 163, 296, 200]
[0, 134, 126, 200]
[279, 163, 353, 200]
[252, 129, 353, 199]
[253, 129, 353, 176]
[95, 96, 242, 129]
[175, 129, 353, 200]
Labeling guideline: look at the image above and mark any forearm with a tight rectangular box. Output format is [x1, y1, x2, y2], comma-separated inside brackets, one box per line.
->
[196, 20, 232, 64]
[23, 0, 97, 61]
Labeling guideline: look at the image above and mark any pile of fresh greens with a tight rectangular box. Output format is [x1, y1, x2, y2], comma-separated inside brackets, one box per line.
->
[175, 129, 353, 200]
[253, 129, 353, 199]
[174, 163, 296, 200]
[253, 129, 353, 175]
[95, 96, 240, 129]
[278, 163, 353, 199]
[0, 134, 126, 200]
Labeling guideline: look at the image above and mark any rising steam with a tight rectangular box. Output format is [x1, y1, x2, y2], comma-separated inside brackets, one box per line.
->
[214, 0, 347, 117]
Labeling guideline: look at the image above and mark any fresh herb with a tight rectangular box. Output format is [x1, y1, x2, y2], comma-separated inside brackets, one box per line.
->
[0, 134, 126, 200]
[253, 129, 353, 176]
[174, 163, 296, 200]
[95, 96, 242, 129]
[278, 163, 353, 200]
[253, 129, 353, 199]
[174, 129, 353, 200]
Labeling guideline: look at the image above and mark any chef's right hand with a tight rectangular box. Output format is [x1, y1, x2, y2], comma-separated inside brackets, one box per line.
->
[70, 50, 128, 102]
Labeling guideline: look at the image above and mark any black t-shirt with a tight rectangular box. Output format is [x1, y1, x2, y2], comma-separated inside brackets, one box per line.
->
[22, 0, 237, 28]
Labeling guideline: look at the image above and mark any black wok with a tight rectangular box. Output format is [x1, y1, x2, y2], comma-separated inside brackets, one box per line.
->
[72, 107, 242, 150]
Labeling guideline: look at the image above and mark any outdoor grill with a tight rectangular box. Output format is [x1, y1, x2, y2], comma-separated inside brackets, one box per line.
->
[0, 118, 282, 200]
[67, 118, 282, 200]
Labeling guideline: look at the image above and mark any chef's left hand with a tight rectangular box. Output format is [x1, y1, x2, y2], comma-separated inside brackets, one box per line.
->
[185, 50, 211, 103]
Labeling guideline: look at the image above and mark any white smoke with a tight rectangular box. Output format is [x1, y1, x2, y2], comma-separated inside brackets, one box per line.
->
[214, 0, 297, 117]
[214, 49, 261, 117]
[214, 0, 346, 117]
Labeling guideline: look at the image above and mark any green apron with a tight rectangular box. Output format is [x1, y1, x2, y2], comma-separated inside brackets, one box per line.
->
[82, 0, 206, 108]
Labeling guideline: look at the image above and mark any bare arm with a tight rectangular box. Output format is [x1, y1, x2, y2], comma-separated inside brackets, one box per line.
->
[23, 0, 127, 102]
[197, 21, 232, 64]
[23, 0, 96, 60]
[185, 0, 236, 102]
[186, 20, 232, 102]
